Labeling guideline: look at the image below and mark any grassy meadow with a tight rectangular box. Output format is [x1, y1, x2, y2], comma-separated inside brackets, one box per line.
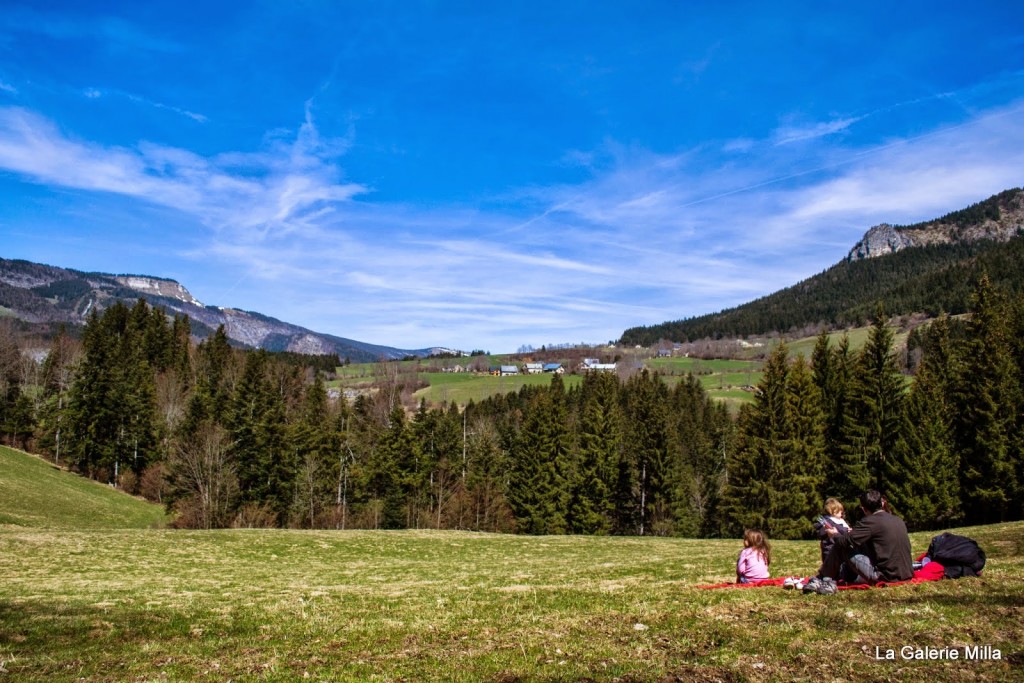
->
[2, 448, 1023, 682]
[0, 446, 166, 529]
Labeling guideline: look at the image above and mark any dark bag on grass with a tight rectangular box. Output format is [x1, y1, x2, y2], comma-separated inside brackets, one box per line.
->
[926, 532, 986, 578]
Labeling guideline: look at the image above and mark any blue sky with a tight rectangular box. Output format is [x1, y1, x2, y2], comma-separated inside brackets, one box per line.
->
[1, 2, 1022, 353]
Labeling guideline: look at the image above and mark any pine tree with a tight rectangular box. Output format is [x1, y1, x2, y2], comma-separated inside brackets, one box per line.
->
[571, 372, 621, 534]
[770, 355, 825, 538]
[372, 404, 421, 528]
[288, 375, 338, 528]
[226, 350, 290, 523]
[668, 374, 725, 537]
[723, 345, 790, 536]
[812, 331, 853, 495]
[622, 370, 676, 535]
[507, 378, 571, 534]
[954, 275, 1021, 523]
[887, 317, 961, 529]
[839, 308, 904, 498]
[723, 345, 824, 539]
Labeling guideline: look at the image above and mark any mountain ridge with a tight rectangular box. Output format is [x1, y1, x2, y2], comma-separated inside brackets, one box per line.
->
[621, 186, 1024, 345]
[847, 187, 1024, 260]
[0, 258, 439, 362]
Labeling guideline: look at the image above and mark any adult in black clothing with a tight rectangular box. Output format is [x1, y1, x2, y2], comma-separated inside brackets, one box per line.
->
[819, 490, 913, 583]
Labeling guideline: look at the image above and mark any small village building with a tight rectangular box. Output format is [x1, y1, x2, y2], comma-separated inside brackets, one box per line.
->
[524, 363, 544, 374]
[543, 363, 564, 374]
[580, 359, 617, 372]
[499, 365, 520, 376]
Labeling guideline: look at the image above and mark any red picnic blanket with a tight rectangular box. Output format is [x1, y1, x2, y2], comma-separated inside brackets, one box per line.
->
[697, 561, 946, 589]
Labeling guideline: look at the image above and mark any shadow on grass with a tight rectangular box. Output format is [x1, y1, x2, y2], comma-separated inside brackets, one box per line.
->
[0, 598, 222, 680]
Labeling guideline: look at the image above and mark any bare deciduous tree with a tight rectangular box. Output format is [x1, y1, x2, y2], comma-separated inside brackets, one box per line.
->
[169, 423, 237, 529]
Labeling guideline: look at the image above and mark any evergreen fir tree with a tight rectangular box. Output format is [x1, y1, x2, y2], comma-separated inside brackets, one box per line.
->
[954, 275, 1021, 523]
[507, 379, 571, 534]
[723, 345, 790, 536]
[887, 317, 961, 529]
[226, 350, 290, 523]
[769, 355, 825, 538]
[571, 372, 621, 533]
[288, 375, 338, 528]
[622, 370, 676, 535]
[840, 308, 904, 498]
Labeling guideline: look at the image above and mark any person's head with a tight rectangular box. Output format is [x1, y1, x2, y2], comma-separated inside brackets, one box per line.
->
[860, 490, 885, 513]
[823, 497, 845, 517]
[743, 528, 771, 564]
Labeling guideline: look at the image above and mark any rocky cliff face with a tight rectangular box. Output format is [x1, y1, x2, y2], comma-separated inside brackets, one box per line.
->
[115, 276, 203, 306]
[847, 187, 1024, 261]
[848, 223, 915, 260]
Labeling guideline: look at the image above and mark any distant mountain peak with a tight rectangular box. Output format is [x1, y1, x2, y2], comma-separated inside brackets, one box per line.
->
[848, 187, 1024, 261]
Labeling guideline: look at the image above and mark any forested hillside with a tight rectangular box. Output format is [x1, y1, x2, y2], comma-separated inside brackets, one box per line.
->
[1, 275, 1021, 537]
[622, 188, 1024, 345]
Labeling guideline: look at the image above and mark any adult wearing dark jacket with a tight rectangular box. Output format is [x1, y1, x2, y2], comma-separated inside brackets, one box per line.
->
[819, 490, 913, 583]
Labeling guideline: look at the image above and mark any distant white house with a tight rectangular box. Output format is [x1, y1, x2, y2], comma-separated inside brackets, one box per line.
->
[499, 365, 520, 376]
[580, 358, 617, 372]
[543, 363, 564, 374]
[523, 363, 544, 374]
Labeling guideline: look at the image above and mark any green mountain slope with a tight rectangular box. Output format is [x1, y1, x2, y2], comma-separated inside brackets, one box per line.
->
[622, 188, 1024, 345]
[0, 446, 166, 529]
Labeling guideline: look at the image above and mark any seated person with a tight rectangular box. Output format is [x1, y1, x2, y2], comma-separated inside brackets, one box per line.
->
[817, 490, 913, 584]
[736, 528, 771, 583]
[814, 497, 851, 562]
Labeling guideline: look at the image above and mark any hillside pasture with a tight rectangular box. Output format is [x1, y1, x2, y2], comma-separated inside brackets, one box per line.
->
[0, 446, 166, 529]
[413, 371, 584, 405]
[1, 521, 1021, 681]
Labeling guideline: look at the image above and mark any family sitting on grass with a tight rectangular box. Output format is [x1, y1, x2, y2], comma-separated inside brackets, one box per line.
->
[737, 489, 916, 594]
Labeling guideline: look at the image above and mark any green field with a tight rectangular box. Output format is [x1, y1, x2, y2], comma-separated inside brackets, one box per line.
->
[2, 447, 1022, 681]
[329, 324, 916, 410]
[0, 447, 166, 529]
[413, 371, 584, 405]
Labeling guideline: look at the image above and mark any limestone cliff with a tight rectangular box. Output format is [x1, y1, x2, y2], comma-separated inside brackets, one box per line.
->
[847, 187, 1024, 261]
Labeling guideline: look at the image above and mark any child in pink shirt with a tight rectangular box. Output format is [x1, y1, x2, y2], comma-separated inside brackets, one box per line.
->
[736, 528, 771, 583]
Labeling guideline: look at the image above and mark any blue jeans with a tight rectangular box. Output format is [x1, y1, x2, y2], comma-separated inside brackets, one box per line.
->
[821, 545, 882, 584]
[846, 553, 882, 583]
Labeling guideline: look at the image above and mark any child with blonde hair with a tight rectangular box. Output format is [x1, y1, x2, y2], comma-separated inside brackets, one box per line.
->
[736, 528, 771, 583]
[813, 497, 851, 562]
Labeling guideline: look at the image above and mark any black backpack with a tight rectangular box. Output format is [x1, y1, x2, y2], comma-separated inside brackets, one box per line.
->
[926, 532, 986, 579]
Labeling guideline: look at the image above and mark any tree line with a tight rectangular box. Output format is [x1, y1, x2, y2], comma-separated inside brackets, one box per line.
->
[1, 275, 1021, 535]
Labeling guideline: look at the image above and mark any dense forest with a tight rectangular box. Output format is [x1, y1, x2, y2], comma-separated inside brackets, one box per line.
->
[0, 274, 1021, 536]
[621, 188, 1024, 345]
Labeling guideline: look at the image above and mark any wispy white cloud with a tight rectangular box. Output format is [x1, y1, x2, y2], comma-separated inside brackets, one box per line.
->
[773, 116, 862, 145]
[0, 80, 16, 95]
[80, 87, 207, 123]
[0, 106, 363, 240]
[1, 97, 1023, 352]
